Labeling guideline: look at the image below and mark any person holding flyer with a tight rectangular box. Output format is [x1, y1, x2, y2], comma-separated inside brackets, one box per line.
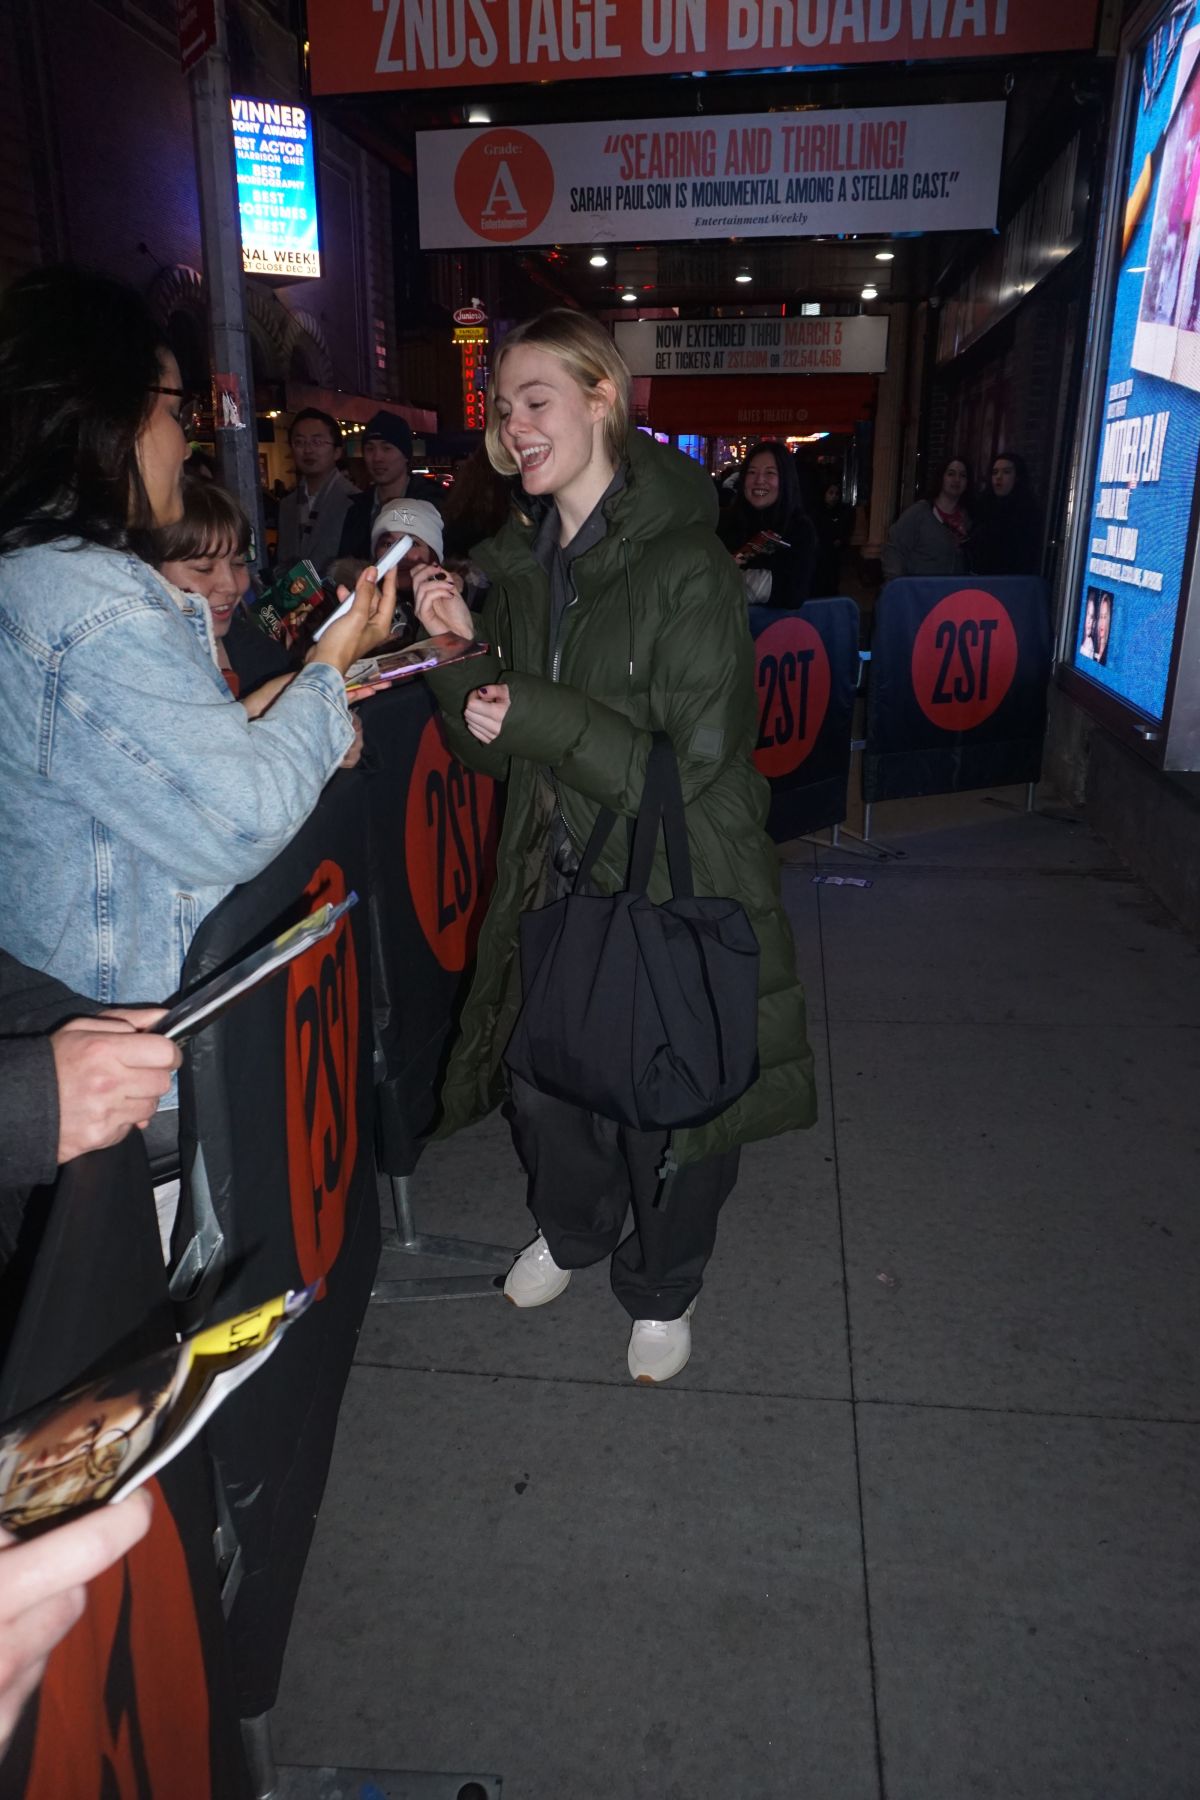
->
[717, 440, 818, 608]
[412, 310, 814, 1385]
[0, 268, 397, 1015]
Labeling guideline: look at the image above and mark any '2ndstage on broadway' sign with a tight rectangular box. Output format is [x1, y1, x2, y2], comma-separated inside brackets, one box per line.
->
[309, 1, 1098, 93]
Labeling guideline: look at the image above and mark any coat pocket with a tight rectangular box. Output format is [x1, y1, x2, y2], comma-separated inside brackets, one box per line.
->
[173, 891, 201, 978]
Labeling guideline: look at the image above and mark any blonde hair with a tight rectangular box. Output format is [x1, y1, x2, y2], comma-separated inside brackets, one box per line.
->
[485, 310, 630, 478]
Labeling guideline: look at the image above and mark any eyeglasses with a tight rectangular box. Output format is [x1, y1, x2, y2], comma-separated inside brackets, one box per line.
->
[149, 385, 200, 435]
[291, 435, 335, 449]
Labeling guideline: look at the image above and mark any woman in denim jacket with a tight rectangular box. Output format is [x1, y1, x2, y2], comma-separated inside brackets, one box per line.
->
[0, 269, 397, 1011]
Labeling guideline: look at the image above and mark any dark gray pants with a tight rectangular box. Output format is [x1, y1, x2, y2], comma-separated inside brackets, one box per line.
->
[507, 1074, 739, 1321]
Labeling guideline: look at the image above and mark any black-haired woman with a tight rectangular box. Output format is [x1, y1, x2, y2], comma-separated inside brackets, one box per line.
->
[881, 456, 972, 581]
[717, 440, 818, 609]
[0, 266, 395, 1014]
[968, 450, 1043, 578]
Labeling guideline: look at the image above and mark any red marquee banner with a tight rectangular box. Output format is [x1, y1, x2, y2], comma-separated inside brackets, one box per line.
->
[310, 0, 1098, 94]
[647, 372, 877, 436]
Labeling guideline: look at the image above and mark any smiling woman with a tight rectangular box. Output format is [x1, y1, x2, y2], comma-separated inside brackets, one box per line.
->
[155, 481, 295, 703]
[717, 439, 819, 606]
[410, 307, 815, 1387]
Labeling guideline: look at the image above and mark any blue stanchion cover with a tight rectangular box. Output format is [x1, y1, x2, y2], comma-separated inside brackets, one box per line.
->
[863, 577, 1051, 804]
[749, 598, 860, 842]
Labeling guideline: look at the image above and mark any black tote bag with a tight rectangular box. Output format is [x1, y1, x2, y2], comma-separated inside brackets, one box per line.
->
[504, 735, 760, 1130]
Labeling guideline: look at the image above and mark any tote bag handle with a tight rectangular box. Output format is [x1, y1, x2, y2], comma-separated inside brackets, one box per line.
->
[574, 733, 694, 899]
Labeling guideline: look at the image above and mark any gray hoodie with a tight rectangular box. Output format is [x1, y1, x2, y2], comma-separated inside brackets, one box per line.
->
[881, 499, 966, 581]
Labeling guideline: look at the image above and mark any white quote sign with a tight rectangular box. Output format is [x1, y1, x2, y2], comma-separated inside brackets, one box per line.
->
[417, 103, 1005, 248]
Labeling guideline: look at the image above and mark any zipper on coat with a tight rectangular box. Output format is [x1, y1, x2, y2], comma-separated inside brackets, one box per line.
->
[550, 570, 580, 684]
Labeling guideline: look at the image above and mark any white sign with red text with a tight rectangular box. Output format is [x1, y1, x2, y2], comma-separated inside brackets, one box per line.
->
[615, 313, 889, 375]
[417, 103, 1005, 248]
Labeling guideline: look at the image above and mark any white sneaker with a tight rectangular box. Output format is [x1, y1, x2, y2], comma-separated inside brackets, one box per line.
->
[627, 1302, 696, 1385]
[503, 1233, 572, 1308]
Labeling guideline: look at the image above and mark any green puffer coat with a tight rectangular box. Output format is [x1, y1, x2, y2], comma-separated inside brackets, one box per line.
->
[425, 428, 816, 1163]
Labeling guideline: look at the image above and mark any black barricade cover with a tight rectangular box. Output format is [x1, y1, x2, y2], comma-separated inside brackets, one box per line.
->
[749, 599, 860, 841]
[0, 1136, 249, 1800]
[361, 682, 499, 1175]
[173, 770, 379, 1718]
[863, 577, 1050, 804]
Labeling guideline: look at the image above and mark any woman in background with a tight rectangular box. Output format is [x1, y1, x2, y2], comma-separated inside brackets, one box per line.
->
[968, 450, 1043, 578]
[812, 476, 855, 598]
[882, 456, 972, 580]
[155, 481, 291, 701]
[718, 440, 818, 609]
[155, 481, 366, 764]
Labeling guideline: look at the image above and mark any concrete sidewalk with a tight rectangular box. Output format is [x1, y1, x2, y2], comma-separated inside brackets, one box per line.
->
[273, 788, 1200, 1799]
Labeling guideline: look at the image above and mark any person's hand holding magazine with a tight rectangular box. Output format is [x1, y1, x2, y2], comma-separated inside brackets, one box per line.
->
[411, 564, 507, 742]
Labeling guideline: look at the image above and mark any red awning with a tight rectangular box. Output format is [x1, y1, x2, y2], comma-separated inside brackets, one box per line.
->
[647, 374, 877, 438]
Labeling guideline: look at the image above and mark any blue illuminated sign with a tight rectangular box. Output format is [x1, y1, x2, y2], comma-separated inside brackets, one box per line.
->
[231, 95, 321, 280]
[1073, 9, 1200, 721]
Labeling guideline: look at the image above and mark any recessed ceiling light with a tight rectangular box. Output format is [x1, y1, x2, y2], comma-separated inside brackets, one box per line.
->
[589, 251, 609, 268]
[861, 285, 879, 300]
[875, 250, 895, 262]
[621, 289, 638, 303]
[735, 271, 753, 284]
[467, 106, 491, 124]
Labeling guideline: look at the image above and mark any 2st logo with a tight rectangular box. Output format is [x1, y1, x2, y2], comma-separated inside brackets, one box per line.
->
[753, 617, 832, 779]
[25, 1479, 211, 1800]
[285, 859, 359, 1287]
[406, 713, 499, 973]
[912, 589, 1019, 731]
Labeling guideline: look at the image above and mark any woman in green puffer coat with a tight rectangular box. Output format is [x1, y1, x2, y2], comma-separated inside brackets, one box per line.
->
[413, 310, 814, 1385]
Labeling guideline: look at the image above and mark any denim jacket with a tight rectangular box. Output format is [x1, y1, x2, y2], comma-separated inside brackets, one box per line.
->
[0, 539, 354, 1006]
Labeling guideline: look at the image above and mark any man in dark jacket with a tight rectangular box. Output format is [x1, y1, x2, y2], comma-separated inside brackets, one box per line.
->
[0, 951, 178, 1256]
[338, 410, 443, 560]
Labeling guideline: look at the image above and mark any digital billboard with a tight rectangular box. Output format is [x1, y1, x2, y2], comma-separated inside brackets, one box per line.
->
[231, 96, 321, 280]
[1072, 8, 1200, 721]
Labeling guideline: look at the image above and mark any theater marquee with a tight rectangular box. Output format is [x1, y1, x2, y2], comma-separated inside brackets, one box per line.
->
[309, 0, 1098, 94]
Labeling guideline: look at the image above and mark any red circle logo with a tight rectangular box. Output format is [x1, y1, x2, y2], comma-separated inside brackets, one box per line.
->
[753, 617, 833, 779]
[912, 589, 1019, 731]
[454, 130, 555, 242]
[285, 859, 359, 1288]
[405, 713, 499, 973]
[28, 1478, 211, 1797]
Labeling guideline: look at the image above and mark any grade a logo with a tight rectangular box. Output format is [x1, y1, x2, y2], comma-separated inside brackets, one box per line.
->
[911, 589, 1018, 732]
[405, 712, 498, 972]
[454, 129, 554, 242]
[753, 617, 832, 779]
[25, 1478, 211, 1799]
[285, 859, 359, 1288]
